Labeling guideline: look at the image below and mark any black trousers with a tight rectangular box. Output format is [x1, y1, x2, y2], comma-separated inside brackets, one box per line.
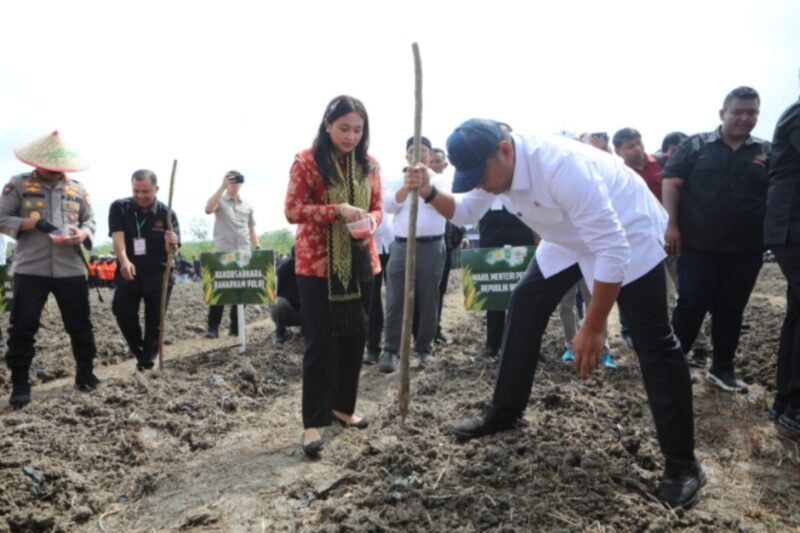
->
[772, 245, 800, 417]
[672, 248, 763, 373]
[491, 260, 695, 462]
[208, 304, 240, 334]
[366, 252, 390, 352]
[485, 310, 506, 351]
[436, 247, 455, 336]
[5, 274, 96, 372]
[270, 297, 302, 335]
[112, 274, 172, 366]
[297, 275, 373, 428]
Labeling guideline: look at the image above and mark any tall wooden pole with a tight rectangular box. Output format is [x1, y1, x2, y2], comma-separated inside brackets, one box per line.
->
[399, 43, 422, 422]
[157, 159, 177, 371]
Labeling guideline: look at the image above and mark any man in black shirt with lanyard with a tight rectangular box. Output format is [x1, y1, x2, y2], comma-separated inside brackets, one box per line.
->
[109, 169, 179, 371]
[764, 88, 800, 436]
[663, 86, 771, 392]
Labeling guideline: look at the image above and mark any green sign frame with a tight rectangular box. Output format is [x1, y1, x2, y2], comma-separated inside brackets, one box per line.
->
[200, 250, 276, 305]
[460, 245, 536, 311]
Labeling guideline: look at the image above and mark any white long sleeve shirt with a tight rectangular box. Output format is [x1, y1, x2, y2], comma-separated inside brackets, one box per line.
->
[373, 212, 394, 254]
[451, 134, 667, 290]
[384, 172, 448, 238]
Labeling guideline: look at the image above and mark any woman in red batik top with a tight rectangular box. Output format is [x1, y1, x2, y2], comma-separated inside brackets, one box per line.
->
[285, 95, 383, 458]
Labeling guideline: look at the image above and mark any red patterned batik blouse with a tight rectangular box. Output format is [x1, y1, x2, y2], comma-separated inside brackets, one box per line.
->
[285, 148, 383, 278]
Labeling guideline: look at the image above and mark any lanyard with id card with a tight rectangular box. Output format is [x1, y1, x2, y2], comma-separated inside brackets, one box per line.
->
[134, 211, 147, 256]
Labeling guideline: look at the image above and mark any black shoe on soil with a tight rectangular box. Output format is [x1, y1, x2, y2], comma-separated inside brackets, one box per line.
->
[688, 348, 708, 368]
[204, 329, 219, 339]
[656, 460, 706, 509]
[451, 411, 521, 442]
[75, 371, 101, 392]
[9, 383, 31, 409]
[435, 332, 448, 344]
[706, 368, 749, 392]
[136, 359, 155, 372]
[418, 351, 432, 369]
[302, 431, 325, 459]
[777, 412, 800, 437]
[378, 352, 398, 373]
[476, 347, 499, 359]
[228, 330, 238, 337]
[363, 348, 380, 365]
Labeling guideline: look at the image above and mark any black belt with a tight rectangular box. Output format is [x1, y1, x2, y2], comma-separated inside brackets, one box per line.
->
[395, 235, 443, 244]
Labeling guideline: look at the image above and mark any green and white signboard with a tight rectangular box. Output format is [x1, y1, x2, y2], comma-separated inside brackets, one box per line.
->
[460, 245, 536, 311]
[200, 250, 276, 306]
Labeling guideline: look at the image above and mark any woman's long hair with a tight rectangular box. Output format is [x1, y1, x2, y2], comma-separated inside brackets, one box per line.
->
[312, 95, 371, 186]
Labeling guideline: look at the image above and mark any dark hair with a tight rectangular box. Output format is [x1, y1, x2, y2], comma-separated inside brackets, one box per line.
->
[313, 95, 371, 186]
[131, 169, 157, 185]
[612, 128, 641, 149]
[661, 131, 688, 153]
[432, 147, 446, 156]
[406, 136, 432, 151]
[722, 86, 760, 110]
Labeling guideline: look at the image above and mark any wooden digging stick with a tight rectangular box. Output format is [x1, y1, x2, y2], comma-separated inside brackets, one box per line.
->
[399, 42, 422, 423]
[157, 159, 177, 370]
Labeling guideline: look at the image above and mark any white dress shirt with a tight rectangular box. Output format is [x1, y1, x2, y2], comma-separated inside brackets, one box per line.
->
[451, 134, 667, 290]
[373, 213, 394, 254]
[385, 172, 448, 238]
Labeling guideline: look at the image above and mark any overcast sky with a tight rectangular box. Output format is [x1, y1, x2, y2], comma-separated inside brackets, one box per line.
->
[1, 0, 798, 245]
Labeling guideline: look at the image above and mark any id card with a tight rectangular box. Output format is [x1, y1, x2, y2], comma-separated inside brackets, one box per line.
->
[134, 238, 146, 256]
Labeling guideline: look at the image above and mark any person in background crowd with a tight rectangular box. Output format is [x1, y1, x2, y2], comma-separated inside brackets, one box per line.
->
[654, 131, 689, 168]
[285, 95, 382, 458]
[363, 212, 392, 364]
[0, 232, 7, 348]
[379, 136, 447, 373]
[613, 127, 711, 360]
[763, 85, 800, 436]
[271, 246, 302, 345]
[109, 169, 180, 371]
[413, 118, 702, 509]
[0, 131, 100, 408]
[204, 170, 259, 338]
[430, 147, 469, 344]
[663, 86, 771, 391]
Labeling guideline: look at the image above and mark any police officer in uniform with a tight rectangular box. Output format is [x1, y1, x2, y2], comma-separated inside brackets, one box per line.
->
[0, 131, 99, 408]
[109, 169, 179, 371]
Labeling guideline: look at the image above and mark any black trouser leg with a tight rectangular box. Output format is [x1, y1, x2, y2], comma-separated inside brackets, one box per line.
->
[298, 275, 371, 428]
[490, 261, 582, 419]
[51, 276, 96, 370]
[6, 274, 51, 374]
[271, 297, 303, 335]
[112, 279, 145, 361]
[708, 252, 762, 373]
[208, 305, 223, 332]
[143, 284, 171, 362]
[485, 310, 506, 351]
[773, 246, 800, 416]
[366, 253, 389, 352]
[229, 304, 240, 334]
[617, 262, 695, 463]
[437, 248, 453, 336]
[672, 249, 715, 355]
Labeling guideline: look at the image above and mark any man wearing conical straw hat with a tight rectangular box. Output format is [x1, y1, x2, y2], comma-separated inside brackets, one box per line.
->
[0, 130, 99, 408]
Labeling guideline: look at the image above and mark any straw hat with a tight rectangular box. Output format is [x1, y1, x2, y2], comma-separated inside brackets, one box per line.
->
[14, 130, 89, 172]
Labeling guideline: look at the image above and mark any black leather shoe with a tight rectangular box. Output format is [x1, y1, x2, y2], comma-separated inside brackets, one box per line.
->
[435, 332, 448, 344]
[9, 383, 31, 409]
[656, 460, 706, 509]
[204, 329, 219, 339]
[476, 347, 499, 359]
[378, 352, 398, 373]
[363, 348, 380, 365]
[777, 412, 800, 436]
[302, 434, 324, 458]
[334, 415, 369, 429]
[418, 351, 432, 368]
[75, 371, 101, 392]
[451, 411, 521, 442]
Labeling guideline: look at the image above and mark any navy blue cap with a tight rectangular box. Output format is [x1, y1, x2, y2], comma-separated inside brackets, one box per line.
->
[446, 119, 502, 193]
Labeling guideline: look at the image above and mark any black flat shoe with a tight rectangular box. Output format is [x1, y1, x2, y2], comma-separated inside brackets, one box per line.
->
[334, 415, 369, 429]
[451, 411, 521, 442]
[302, 438, 324, 458]
[9, 383, 31, 409]
[657, 460, 706, 509]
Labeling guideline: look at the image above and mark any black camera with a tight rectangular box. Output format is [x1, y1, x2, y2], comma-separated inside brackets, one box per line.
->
[227, 173, 245, 184]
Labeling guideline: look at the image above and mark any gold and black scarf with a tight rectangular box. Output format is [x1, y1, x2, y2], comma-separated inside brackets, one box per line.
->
[326, 151, 373, 336]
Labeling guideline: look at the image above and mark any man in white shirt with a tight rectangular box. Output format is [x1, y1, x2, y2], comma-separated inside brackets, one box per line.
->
[363, 213, 393, 364]
[378, 137, 447, 372]
[409, 119, 702, 509]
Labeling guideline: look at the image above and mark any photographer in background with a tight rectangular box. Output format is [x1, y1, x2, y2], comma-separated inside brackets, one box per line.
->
[203, 170, 259, 338]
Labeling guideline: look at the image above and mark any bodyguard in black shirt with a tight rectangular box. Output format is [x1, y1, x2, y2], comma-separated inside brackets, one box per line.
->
[109, 169, 179, 371]
[763, 93, 800, 436]
[663, 86, 771, 392]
